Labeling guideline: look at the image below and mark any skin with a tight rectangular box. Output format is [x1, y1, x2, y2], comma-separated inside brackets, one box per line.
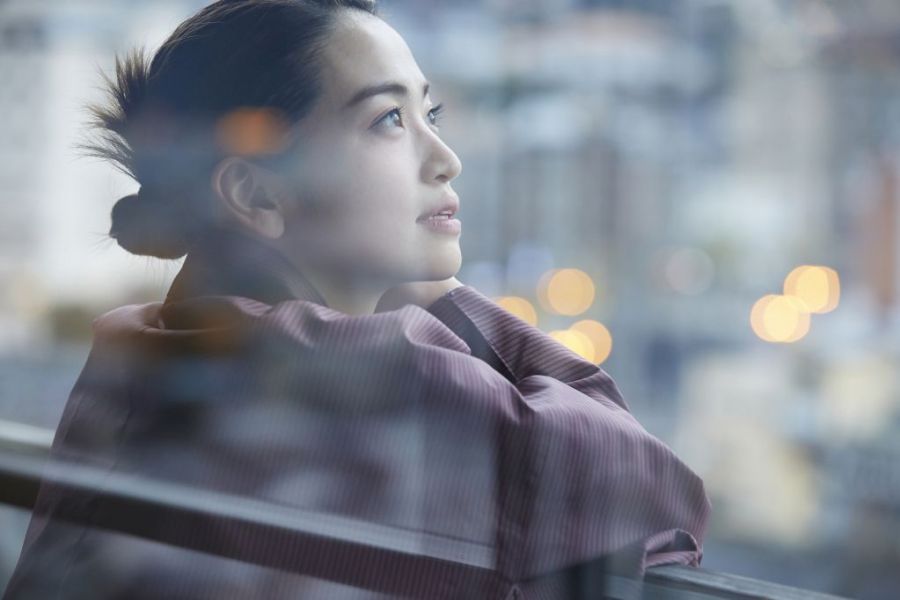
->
[210, 10, 464, 315]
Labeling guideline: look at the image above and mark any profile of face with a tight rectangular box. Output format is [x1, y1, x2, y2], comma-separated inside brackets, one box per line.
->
[214, 10, 463, 296]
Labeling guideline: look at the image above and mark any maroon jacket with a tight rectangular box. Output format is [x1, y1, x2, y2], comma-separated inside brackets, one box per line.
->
[4, 233, 710, 599]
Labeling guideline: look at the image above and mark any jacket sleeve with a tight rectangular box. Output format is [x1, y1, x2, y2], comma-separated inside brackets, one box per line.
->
[426, 286, 629, 412]
[427, 286, 712, 580]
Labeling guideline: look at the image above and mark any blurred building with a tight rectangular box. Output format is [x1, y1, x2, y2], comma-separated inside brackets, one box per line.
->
[0, 0, 204, 351]
[0, 2, 50, 349]
[1, 0, 900, 598]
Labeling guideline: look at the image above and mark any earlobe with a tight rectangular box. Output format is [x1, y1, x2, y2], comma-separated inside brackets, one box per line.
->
[257, 208, 285, 239]
[211, 157, 286, 239]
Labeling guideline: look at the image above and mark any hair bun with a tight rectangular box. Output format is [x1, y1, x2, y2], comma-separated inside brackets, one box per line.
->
[109, 188, 192, 259]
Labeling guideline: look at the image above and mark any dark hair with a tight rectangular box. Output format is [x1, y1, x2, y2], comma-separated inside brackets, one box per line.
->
[80, 0, 379, 259]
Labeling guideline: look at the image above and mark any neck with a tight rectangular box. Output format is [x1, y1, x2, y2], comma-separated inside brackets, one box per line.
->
[295, 268, 388, 316]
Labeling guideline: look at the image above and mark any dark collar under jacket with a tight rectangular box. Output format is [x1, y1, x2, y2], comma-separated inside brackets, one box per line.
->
[164, 228, 329, 309]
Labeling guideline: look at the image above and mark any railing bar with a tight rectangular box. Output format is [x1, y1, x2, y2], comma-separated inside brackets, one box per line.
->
[0, 419, 54, 454]
[0, 451, 495, 567]
[0, 424, 855, 599]
[0, 451, 504, 597]
[645, 566, 851, 600]
[640, 578, 745, 600]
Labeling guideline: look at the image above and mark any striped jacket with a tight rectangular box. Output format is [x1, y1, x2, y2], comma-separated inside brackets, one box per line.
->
[4, 233, 710, 599]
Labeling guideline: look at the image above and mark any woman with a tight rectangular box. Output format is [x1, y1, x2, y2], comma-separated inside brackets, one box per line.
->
[4, 1, 710, 598]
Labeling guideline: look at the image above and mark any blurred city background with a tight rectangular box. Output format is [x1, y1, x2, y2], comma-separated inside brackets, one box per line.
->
[1, 0, 899, 597]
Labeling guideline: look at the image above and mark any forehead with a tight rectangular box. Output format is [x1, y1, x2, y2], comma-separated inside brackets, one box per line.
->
[317, 11, 427, 106]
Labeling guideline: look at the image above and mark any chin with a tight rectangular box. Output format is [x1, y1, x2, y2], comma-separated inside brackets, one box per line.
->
[425, 246, 462, 280]
[373, 243, 462, 283]
[393, 250, 460, 283]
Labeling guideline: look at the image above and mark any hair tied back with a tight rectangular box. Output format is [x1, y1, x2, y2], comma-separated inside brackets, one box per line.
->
[109, 187, 193, 259]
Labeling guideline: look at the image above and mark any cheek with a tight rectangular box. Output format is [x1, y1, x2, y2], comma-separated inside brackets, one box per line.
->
[333, 165, 418, 237]
[284, 180, 418, 258]
[281, 143, 433, 269]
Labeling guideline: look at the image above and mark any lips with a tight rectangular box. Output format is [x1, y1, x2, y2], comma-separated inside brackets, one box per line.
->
[417, 194, 460, 222]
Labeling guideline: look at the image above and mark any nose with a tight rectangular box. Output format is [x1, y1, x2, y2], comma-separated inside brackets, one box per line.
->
[421, 127, 462, 184]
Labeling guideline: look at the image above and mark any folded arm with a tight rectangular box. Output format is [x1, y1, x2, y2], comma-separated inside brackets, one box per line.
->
[427, 286, 711, 578]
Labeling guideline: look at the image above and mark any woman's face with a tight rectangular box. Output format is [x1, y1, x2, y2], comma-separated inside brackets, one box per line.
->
[275, 10, 463, 289]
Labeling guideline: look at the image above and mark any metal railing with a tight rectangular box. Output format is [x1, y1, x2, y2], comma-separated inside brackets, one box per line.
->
[0, 419, 849, 599]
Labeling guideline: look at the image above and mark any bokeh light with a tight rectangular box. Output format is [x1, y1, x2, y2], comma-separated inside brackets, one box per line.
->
[750, 294, 811, 343]
[537, 268, 596, 316]
[664, 247, 715, 295]
[216, 108, 292, 156]
[493, 296, 538, 326]
[549, 329, 595, 361]
[571, 319, 613, 364]
[783, 265, 840, 313]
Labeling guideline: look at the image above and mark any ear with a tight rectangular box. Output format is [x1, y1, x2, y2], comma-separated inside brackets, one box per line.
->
[210, 157, 285, 239]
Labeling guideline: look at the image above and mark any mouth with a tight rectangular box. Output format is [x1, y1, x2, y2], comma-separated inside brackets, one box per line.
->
[418, 211, 456, 223]
[417, 194, 460, 223]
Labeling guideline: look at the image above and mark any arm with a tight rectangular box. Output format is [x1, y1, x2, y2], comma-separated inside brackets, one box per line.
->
[427, 285, 629, 412]
[514, 374, 711, 578]
[427, 286, 711, 578]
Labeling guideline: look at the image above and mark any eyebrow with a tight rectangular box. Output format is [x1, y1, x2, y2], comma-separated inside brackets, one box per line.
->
[343, 80, 431, 110]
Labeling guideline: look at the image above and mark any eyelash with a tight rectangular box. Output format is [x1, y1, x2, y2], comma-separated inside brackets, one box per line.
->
[377, 103, 445, 130]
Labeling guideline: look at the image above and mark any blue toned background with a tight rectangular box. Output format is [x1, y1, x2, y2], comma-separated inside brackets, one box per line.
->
[1, 1, 898, 597]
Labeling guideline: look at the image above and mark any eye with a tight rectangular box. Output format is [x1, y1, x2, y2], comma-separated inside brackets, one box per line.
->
[381, 107, 405, 129]
[375, 103, 446, 131]
[428, 103, 445, 128]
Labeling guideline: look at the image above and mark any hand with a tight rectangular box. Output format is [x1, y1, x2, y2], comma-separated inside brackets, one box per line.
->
[92, 302, 163, 339]
[375, 277, 464, 313]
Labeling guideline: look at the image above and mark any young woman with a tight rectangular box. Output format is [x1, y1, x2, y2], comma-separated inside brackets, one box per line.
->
[4, 1, 710, 598]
